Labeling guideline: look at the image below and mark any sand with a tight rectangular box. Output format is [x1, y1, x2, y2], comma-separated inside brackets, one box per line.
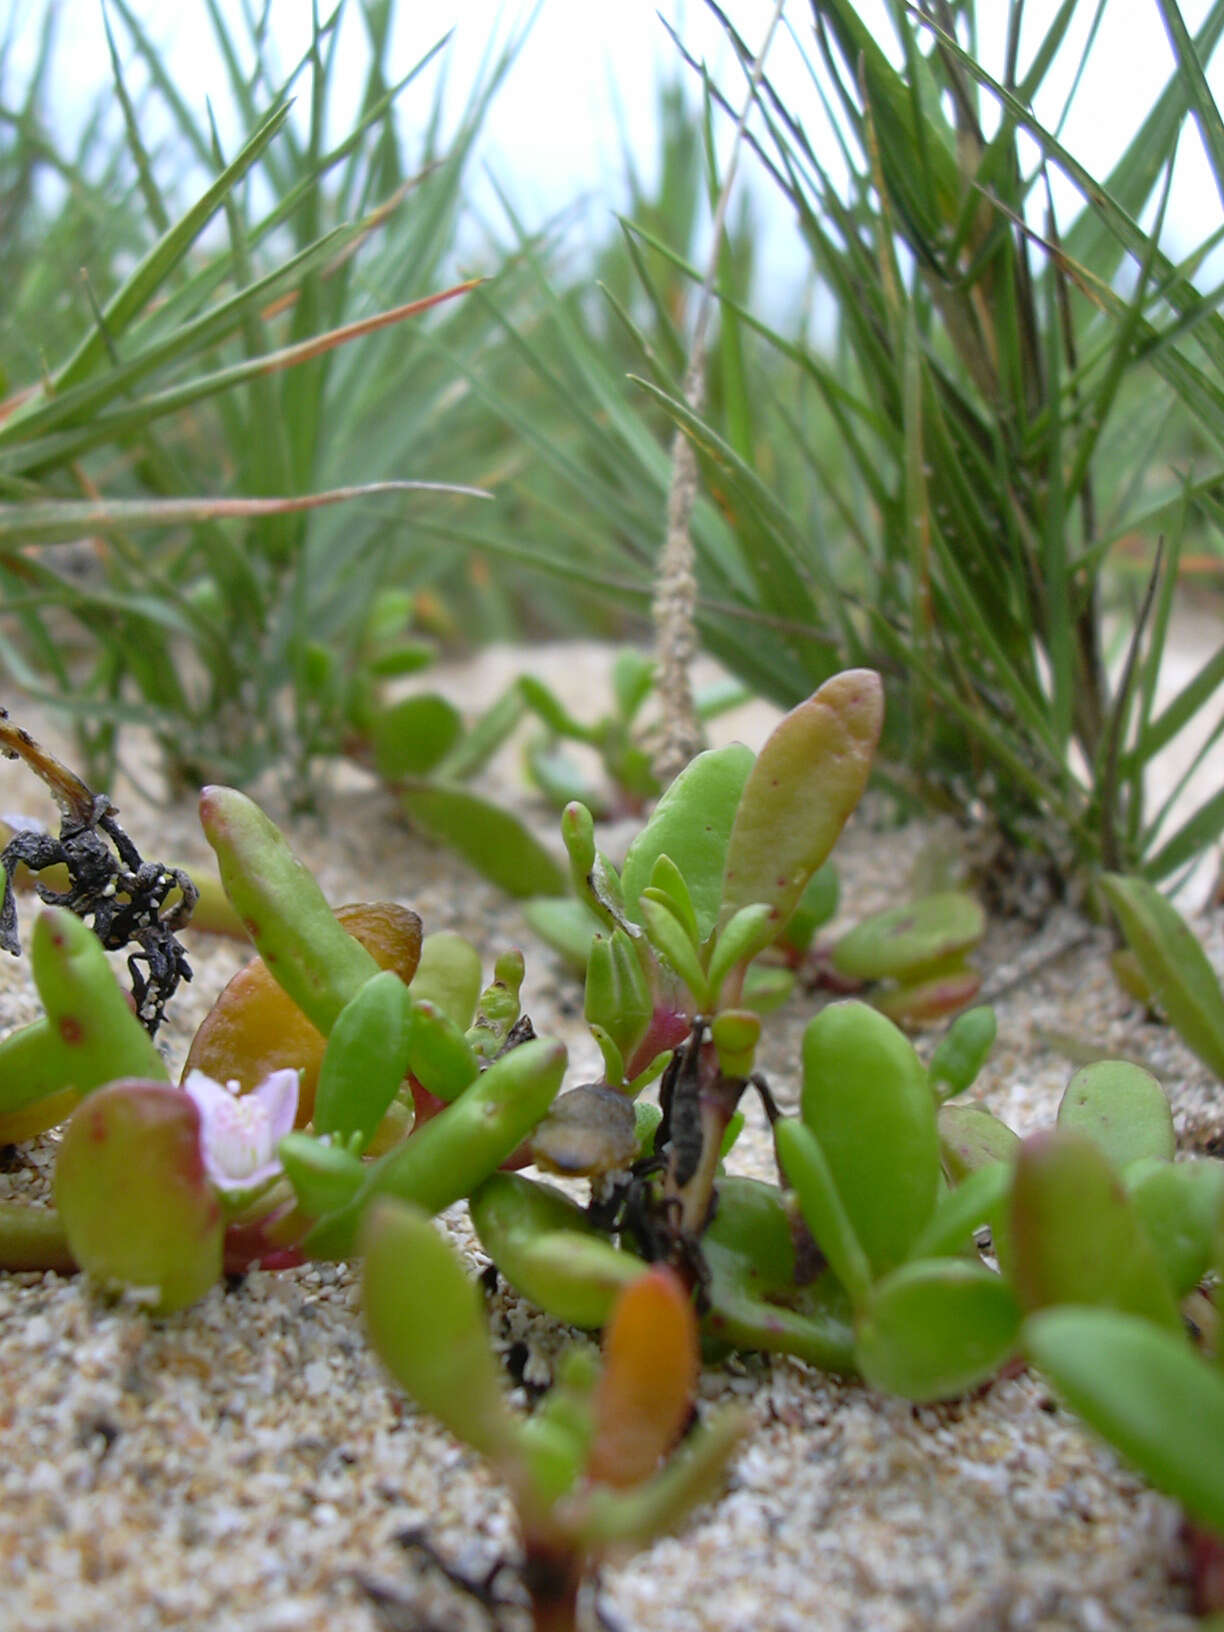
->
[0, 645, 1221, 1632]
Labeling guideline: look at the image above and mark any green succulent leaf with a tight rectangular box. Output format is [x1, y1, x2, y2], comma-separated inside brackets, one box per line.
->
[55, 1080, 223, 1313]
[856, 1259, 1021, 1402]
[938, 1103, 1020, 1182]
[1009, 1129, 1182, 1331]
[521, 897, 602, 974]
[1056, 1059, 1175, 1169]
[907, 1162, 1011, 1262]
[1125, 1156, 1224, 1297]
[719, 671, 883, 936]
[774, 1116, 874, 1310]
[927, 1006, 998, 1100]
[832, 892, 985, 981]
[409, 931, 484, 1030]
[801, 1001, 940, 1276]
[370, 694, 463, 781]
[706, 903, 776, 1005]
[470, 1172, 643, 1329]
[404, 1000, 480, 1103]
[621, 743, 755, 937]
[400, 782, 566, 899]
[639, 895, 709, 1007]
[585, 930, 652, 1067]
[576, 1406, 747, 1549]
[776, 863, 840, 956]
[740, 963, 794, 1013]
[646, 854, 701, 948]
[361, 1198, 520, 1464]
[278, 1131, 367, 1218]
[518, 673, 596, 742]
[611, 650, 656, 722]
[1101, 874, 1224, 1081]
[1025, 1308, 1224, 1534]
[313, 970, 413, 1145]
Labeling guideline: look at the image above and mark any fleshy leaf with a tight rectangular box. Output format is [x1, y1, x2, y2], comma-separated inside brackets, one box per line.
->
[872, 966, 982, 1026]
[370, 694, 463, 780]
[927, 1006, 997, 1099]
[586, 1266, 699, 1489]
[404, 1000, 480, 1102]
[54, 1080, 223, 1313]
[1101, 874, 1224, 1080]
[832, 892, 984, 981]
[400, 781, 566, 899]
[706, 903, 775, 1006]
[800, 1001, 940, 1275]
[409, 931, 484, 1029]
[577, 1407, 746, 1550]
[621, 744, 755, 937]
[470, 1171, 643, 1329]
[719, 671, 883, 936]
[775, 1116, 874, 1310]
[313, 970, 413, 1144]
[938, 1103, 1019, 1182]
[639, 896, 709, 1007]
[1056, 1059, 1175, 1169]
[776, 863, 839, 956]
[522, 897, 601, 974]
[1125, 1157, 1224, 1296]
[1026, 1308, 1224, 1534]
[856, 1259, 1021, 1402]
[1009, 1129, 1181, 1330]
[362, 1198, 519, 1464]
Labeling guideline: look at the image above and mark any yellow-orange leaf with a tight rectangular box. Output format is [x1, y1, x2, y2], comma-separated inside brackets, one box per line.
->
[586, 1266, 699, 1489]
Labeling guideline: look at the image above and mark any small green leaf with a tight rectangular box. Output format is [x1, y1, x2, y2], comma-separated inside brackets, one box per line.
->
[362, 1199, 519, 1463]
[400, 781, 566, 899]
[1009, 1129, 1182, 1330]
[470, 1172, 643, 1329]
[857, 1259, 1021, 1402]
[370, 694, 462, 780]
[409, 931, 483, 1030]
[314, 970, 413, 1144]
[521, 897, 601, 974]
[938, 1103, 1019, 1181]
[611, 649, 656, 722]
[1102, 874, 1224, 1080]
[775, 1116, 874, 1310]
[404, 1001, 480, 1103]
[621, 744, 755, 937]
[832, 892, 985, 981]
[907, 1162, 1011, 1261]
[1126, 1156, 1224, 1296]
[1026, 1308, 1224, 1534]
[639, 896, 709, 1008]
[278, 1131, 367, 1217]
[706, 902, 775, 1004]
[518, 673, 595, 741]
[719, 671, 883, 935]
[927, 1006, 997, 1099]
[1057, 1059, 1175, 1169]
[801, 1001, 940, 1275]
[646, 854, 701, 949]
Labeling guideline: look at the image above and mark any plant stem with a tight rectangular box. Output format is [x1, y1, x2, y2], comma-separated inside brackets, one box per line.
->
[0, 1201, 75, 1273]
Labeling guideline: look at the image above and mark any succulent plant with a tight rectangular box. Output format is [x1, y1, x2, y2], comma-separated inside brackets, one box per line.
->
[362, 1198, 744, 1632]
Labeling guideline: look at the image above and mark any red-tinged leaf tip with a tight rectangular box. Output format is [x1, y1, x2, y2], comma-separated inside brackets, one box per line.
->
[586, 1265, 699, 1489]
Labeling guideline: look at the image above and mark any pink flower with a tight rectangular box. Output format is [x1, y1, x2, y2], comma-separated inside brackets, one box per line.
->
[182, 1069, 299, 1195]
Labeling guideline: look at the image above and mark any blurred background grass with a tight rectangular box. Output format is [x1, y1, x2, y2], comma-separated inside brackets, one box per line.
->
[1, 0, 1221, 891]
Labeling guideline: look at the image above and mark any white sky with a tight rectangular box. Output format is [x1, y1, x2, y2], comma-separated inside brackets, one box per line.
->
[9, 1, 1224, 281]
